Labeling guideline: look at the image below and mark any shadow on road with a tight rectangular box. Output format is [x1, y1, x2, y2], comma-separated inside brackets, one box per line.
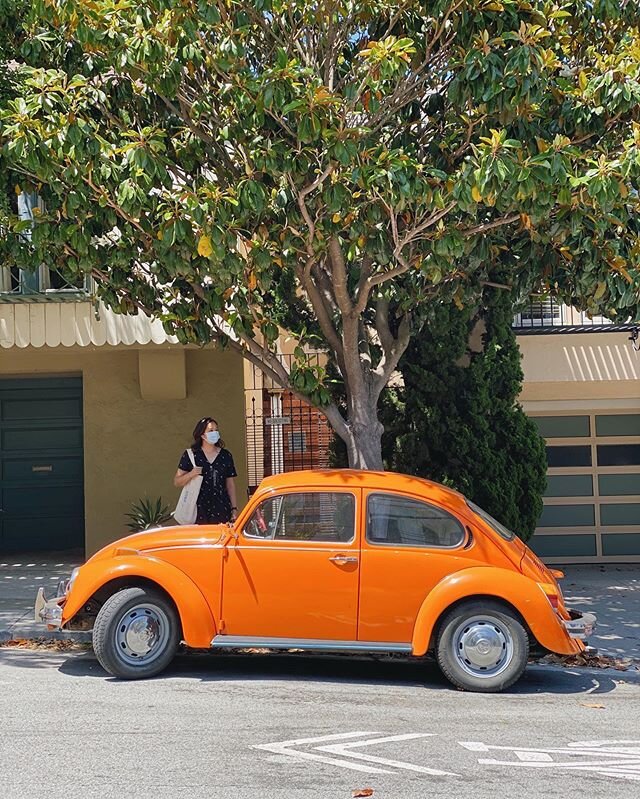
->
[2, 646, 638, 695]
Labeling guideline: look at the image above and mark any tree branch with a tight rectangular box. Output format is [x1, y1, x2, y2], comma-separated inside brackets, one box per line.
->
[461, 214, 521, 237]
[328, 236, 354, 316]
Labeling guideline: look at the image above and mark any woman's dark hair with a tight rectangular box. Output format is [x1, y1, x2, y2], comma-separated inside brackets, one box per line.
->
[190, 417, 225, 449]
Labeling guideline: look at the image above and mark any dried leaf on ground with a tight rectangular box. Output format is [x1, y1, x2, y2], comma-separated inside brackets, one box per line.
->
[541, 652, 633, 671]
[580, 703, 605, 709]
[352, 789, 374, 798]
[0, 638, 90, 651]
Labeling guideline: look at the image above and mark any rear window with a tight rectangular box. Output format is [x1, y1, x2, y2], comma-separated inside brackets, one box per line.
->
[468, 501, 515, 541]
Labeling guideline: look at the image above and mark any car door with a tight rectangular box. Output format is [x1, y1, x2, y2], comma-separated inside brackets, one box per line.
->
[358, 490, 470, 643]
[221, 488, 361, 641]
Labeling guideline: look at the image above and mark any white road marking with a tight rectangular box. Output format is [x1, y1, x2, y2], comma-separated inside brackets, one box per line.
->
[253, 731, 458, 776]
[317, 733, 457, 776]
[515, 751, 554, 762]
[252, 731, 395, 774]
[254, 734, 640, 782]
[460, 740, 640, 781]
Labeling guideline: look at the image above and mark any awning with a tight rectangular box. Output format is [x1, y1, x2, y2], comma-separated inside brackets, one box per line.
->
[0, 301, 177, 348]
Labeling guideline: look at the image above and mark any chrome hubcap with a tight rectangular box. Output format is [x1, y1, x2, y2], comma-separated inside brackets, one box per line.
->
[115, 604, 170, 666]
[453, 615, 514, 678]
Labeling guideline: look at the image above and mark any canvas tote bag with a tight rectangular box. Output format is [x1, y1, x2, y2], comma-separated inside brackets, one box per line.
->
[173, 449, 203, 525]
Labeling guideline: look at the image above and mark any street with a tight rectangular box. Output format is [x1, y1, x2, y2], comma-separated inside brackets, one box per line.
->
[1, 648, 638, 799]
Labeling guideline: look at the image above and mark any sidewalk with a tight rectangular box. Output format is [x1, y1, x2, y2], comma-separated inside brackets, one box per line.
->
[0, 554, 89, 642]
[1, 555, 638, 661]
[559, 564, 639, 663]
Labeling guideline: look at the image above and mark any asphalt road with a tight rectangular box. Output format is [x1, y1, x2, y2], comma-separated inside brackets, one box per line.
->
[0, 648, 639, 799]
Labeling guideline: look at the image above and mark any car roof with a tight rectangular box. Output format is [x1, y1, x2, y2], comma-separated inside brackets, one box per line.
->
[255, 469, 469, 513]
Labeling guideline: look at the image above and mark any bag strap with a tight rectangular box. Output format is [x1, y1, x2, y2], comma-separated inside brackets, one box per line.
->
[187, 448, 196, 468]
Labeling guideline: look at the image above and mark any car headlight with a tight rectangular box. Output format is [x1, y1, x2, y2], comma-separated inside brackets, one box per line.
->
[60, 567, 80, 597]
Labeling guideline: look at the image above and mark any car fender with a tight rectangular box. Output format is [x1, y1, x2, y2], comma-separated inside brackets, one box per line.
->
[411, 566, 582, 656]
[61, 555, 217, 647]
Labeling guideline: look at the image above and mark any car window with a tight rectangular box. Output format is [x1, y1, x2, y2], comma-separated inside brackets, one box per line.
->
[244, 492, 355, 543]
[467, 500, 515, 541]
[367, 493, 465, 548]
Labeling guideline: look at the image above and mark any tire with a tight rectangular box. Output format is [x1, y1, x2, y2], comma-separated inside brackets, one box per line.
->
[93, 586, 180, 679]
[435, 600, 529, 693]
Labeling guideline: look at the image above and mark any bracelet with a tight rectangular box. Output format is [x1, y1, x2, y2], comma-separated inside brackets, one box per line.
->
[231, 506, 237, 510]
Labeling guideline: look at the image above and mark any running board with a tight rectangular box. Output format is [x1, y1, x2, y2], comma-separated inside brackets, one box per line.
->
[210, 635, 412, 654]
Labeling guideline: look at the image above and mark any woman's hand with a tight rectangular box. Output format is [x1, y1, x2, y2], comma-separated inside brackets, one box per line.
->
[230, 507, 238, 522]
[190, 467, 203, 479]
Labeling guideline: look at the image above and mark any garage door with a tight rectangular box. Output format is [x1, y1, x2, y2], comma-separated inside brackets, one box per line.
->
[530, 412, 640, 562]
[0, 377, 84, 553]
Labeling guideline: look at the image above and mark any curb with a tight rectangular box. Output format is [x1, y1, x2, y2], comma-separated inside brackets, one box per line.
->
[0, 627, 92, 644]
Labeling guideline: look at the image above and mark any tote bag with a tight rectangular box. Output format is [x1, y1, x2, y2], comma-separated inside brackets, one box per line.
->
[173, 449, 203, 525]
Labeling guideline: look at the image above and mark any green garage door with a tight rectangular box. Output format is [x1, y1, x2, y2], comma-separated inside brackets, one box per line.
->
[530, 412, 640, 562]
[0, 377, 84, 553]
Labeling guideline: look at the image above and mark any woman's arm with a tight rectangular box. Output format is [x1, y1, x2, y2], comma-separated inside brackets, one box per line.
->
[174, 467, 202, 488]
[226, 477, 238, 520]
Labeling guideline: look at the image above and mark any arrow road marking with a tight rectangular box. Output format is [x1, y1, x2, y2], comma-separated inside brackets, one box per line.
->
[253, 731, 394, 774]
[317, 733, 457, 776]
[253, 731, 459, 776]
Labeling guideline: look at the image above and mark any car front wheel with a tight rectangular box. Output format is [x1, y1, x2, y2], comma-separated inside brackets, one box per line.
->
[93, 586, 180, 679]
[435, 600, 529, 692]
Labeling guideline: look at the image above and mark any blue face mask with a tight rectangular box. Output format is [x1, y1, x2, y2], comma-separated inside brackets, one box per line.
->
[205, 430, 220, 445]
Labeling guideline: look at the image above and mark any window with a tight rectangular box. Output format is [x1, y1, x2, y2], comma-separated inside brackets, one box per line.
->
[533, 416, 590, 438]
[244, 492, 355, 542]
[546, 445, 592, 467]
[597, 445, 640, 467]
[468, 501, 515, 541]
[288, 431, 307, 454]
[367, 494, 464, 548]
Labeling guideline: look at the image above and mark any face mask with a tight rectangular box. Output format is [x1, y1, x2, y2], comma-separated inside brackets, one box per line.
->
[205, 430, 220, 445]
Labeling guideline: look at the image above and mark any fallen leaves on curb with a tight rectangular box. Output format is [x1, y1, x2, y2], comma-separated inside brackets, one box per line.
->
[580, 703, 606, 709]
[540, 652, 633, 671]
[0, 638, 91, 651]
[352, 789, 374, 798]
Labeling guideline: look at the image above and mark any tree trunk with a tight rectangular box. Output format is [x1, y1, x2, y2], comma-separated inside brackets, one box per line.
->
[344, 413, 385, 471]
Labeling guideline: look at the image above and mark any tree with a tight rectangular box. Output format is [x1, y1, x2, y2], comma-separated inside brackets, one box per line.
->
[390, 283, 547, 540]
[1, 1, 639, 469]
[0, 0, 28, 225]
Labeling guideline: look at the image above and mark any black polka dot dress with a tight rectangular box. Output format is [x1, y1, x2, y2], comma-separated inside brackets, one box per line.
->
[178, 447, 238, 524]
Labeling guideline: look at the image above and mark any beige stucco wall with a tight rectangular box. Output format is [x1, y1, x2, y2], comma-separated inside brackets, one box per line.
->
[519, 332, 640, 409]
[0, 345, 247, 554]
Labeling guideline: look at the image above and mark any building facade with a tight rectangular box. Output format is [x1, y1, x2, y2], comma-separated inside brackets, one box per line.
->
[516, 301, 640, 563]
[0, 275, 247, 556]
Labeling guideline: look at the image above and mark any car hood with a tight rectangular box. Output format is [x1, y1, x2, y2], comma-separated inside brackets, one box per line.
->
[89, 524, 232, 562]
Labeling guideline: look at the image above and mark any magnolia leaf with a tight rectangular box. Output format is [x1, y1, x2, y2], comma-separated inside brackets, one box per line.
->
[236, 235, 250, 260]
[594, 281, 607, 300]
[197, 235, 213, 258]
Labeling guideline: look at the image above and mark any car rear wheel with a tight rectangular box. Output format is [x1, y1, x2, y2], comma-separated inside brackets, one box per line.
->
[435, 600, 529, 692]
[93, 586, 180, 679]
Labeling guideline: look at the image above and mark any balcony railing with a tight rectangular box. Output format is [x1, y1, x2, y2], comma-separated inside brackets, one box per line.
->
[513, 297, 636, 334]
[0, 265, 91, 300]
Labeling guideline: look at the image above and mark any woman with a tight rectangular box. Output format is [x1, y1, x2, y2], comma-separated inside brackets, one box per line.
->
[174, 417, 239, 524]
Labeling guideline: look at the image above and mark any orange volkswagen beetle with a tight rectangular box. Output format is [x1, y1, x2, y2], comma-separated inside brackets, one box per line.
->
[35, 470, 596, 692]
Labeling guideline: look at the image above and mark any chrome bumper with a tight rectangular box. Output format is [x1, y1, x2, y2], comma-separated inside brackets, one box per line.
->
[563, 610, 597, 640]
[34, 587, 66, 630]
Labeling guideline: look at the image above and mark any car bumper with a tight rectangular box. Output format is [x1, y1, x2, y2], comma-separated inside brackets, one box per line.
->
[563, 610, 597, 640]
[34, 587, 66, 630]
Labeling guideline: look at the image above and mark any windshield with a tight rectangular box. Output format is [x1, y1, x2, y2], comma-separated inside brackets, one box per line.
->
[467, 501, 516, 541]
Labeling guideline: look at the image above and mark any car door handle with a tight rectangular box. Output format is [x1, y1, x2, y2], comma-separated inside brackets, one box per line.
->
[329, 554, 358, 565]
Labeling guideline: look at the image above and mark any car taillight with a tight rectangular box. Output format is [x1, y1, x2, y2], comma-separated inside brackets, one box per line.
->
[538, 582, 561, 611]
